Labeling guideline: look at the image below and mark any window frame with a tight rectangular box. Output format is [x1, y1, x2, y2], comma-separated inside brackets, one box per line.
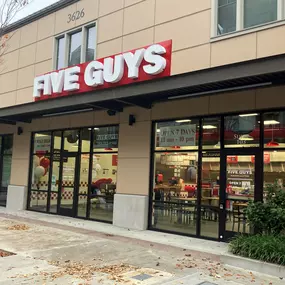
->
[211, 0, 284, 38]
[53, 22, 97, 69]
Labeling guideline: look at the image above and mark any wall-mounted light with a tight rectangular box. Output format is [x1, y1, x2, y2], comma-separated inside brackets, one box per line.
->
[129, 114, 136, 126]
[17, 127, 23, 136]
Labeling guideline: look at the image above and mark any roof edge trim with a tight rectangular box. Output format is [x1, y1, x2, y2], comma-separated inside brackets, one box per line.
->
[3, 0, 80, 35]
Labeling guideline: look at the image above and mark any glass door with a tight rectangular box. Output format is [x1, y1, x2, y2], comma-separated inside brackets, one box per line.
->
[220, 149, 261, 241]
[58, 153, 79, 217]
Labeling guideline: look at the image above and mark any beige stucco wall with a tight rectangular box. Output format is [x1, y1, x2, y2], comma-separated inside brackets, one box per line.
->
[0, 0, 285, 109]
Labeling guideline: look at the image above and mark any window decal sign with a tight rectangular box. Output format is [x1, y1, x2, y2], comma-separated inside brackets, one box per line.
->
[158, 125, 196, 147]
[33, 40, 172, 101]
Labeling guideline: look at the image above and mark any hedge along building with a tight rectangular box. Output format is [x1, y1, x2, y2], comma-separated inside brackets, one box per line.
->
[1, 0, 285, 241]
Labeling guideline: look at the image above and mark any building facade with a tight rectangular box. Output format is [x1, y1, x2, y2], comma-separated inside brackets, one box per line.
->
[0, 0, 285, 241]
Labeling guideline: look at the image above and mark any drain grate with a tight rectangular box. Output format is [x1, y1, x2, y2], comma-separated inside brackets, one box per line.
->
[132, 273, 153, 281]
[0, 249, 15, 258]
[199, 282, 218, 285]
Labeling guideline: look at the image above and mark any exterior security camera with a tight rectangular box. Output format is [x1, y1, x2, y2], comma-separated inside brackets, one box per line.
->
[107, 110, 117, 116]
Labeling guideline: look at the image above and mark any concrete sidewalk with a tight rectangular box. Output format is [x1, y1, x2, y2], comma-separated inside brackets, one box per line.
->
[0, 208, 227, 256]
[0, 208, 285, 281]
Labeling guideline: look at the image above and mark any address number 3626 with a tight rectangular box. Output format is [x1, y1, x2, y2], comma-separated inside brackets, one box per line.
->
[67, 9, 85, 23]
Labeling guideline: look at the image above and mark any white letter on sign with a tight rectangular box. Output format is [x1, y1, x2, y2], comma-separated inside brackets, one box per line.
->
[33, 75, 45, 98]
[50, 70, 65, 93]
[123, 49, 145, 79]
[43, 74, 52, 95]
[84, 61, 104, 87]
[103, 55, 124, 83]
[64, 66, 80, 92]
[143, 44, 166, 75]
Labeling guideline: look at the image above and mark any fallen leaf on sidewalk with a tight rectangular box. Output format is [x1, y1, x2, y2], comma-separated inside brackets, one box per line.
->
[7, 224, 30, 231]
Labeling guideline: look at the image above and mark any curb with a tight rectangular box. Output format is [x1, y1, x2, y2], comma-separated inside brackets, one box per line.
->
[221, 253, 285, 278]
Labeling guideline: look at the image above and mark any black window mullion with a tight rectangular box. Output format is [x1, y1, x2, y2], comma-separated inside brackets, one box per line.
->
[57, 131, 64, 213]
[74, 130, 81, 216]
[46, 131, 55, 212]
[86, 129, 94, 219]
[27, 133, 35, 210]
[259, 112, 265, 202]
[196, 119, 203, 237]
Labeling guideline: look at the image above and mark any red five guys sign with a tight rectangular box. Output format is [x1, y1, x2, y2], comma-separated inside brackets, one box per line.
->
[33, 40, 172, 101]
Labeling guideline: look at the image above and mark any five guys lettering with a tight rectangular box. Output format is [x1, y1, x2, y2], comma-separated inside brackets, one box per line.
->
[33, 40, 172, 101]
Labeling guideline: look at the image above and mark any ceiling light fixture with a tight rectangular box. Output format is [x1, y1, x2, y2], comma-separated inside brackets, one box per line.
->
[264, 120, 280, 125]
[203, 125, 217, 129]
[239, 113, 258, 117]
[176, 119, 191, 123]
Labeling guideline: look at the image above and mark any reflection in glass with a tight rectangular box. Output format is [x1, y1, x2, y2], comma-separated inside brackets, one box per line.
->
[200, 153, 220, 238]
[60, 157, 76, 210]
[63, 130, 79, 152]
[264, 111, 285, 148]
[86, 25, 96, 62]
[264, 151, 285, 194]
[56, 37, 65, 69]
[202, 118, 220, 149]
[90, 154, 117, 222]
[30, 191, 47, 212]
[224, 113, 260, 148]
[49, 161, 60, 213]
[217, 0, 236, 35]
[226, 155, 254, 234]
[152, 152, 198, 235]
[78, 154, 89, 216]
[0, 140, 12, 207]
[33, 132, 51, 154]
[81, 128, 91, 152]
[244, 0, 277, 29]
[156, 120, 199, 151]
[68, 31, 82, 66]
[77, 195, 88, 217]
[93, 126, 119, 152]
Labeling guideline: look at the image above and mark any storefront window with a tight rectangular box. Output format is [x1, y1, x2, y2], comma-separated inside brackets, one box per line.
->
[68, 31, 82, 66]
[63, 130, 79, 152]
[152, 152, 198, 235]
[93, 126, 119, 152]
[0, 135, 13, 207]
[81, 128, 91, 152]
[202, 117, 220, 149]
[156, 119, 199, 151]
[28, 126, 118, 222]
[77, 154, 90, 218]
[224, 113, 260, 148]
[200, 152, 220, 238]
[264, 111, 285, 148]
[90, 153, 117, 222]
[33, 132, 51, 154]
[263, 151, 285, 192]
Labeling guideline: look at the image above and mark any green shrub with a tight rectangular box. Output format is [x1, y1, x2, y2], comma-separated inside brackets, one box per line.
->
[229, 234, 285, 266]
[246, 184, 285, 235]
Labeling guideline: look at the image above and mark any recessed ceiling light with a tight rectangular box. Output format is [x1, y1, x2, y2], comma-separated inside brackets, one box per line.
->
[203, 125, 217, 129]
[239, 113, 258, 117]
[264, 120, 280, 125]
[176, 119, 191, 123]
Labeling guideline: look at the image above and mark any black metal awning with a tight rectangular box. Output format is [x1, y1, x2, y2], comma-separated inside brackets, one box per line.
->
[1, 53, 285, 124]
